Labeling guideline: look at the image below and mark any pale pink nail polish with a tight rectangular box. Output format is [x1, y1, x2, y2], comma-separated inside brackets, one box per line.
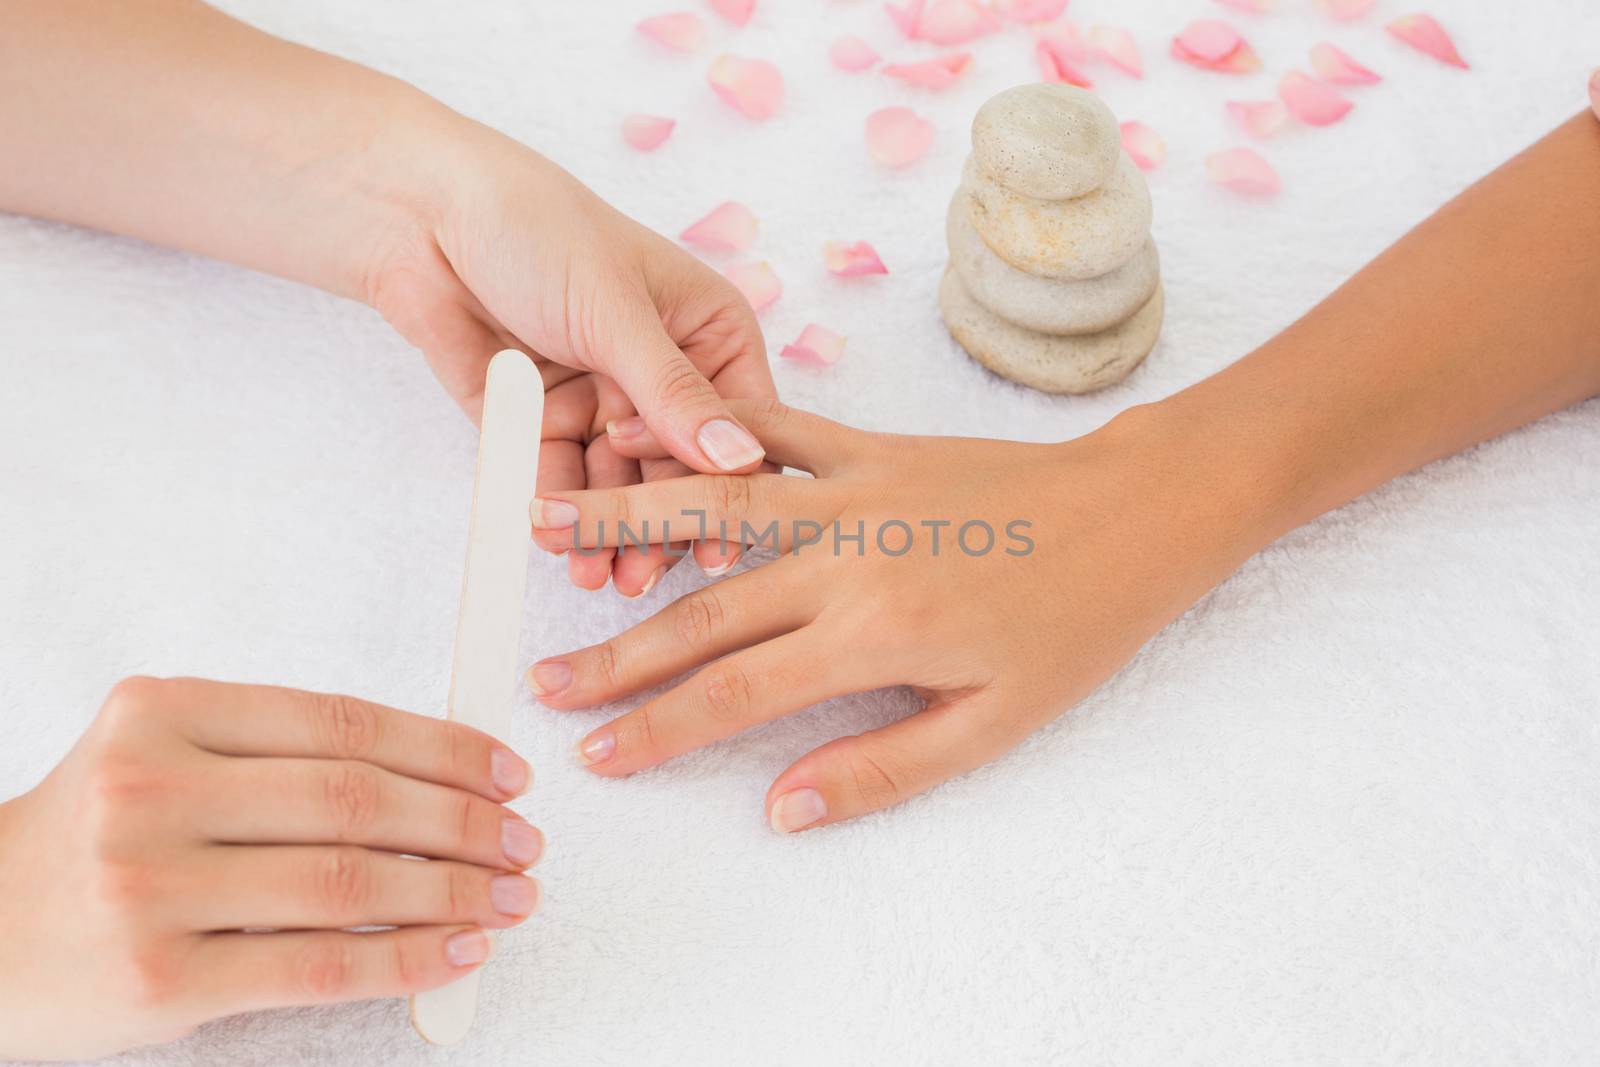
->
[624, 566, 665, 599]
[697, 419, 764, 471]
[530, 497, 580, 529]
[769, 788, 827, 833]
[491, 875, 540, 916]
[607, 416, 646, 439]
[446, 929, 490, 967]
[501, 819, 542, 866]
[528, 660, 572, 697]
[577, 732, 616, 767]
[490, 748, 531, 796]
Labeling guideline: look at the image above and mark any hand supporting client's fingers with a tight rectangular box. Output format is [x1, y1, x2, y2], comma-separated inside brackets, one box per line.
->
[527, 401, 1262, 833]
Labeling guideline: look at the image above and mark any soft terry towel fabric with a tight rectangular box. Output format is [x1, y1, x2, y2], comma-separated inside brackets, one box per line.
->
[1, 2, 1598, 1064]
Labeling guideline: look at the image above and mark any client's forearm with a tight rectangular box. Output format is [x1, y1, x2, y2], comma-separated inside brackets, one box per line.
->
[1150, 112, 1600, 548]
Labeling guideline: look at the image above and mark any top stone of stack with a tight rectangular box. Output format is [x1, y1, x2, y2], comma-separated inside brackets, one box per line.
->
[970, 84, 1121, 201]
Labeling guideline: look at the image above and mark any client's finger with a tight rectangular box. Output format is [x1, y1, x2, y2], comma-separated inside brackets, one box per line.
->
[607, 400, 856, 476]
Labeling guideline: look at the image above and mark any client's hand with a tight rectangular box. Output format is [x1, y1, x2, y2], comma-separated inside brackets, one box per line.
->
[0, 677, 542, 1060]
[526, 401, 1263, 831]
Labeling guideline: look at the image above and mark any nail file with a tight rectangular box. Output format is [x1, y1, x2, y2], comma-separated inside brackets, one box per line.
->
[410, 350, 543, 1045]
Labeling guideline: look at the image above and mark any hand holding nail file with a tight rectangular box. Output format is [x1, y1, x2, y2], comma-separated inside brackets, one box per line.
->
[411, 350, 544, 1045]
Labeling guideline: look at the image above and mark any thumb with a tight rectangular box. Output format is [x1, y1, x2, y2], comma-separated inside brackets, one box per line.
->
[599, 305, 766, 474]
[763, 692, 1026, 833]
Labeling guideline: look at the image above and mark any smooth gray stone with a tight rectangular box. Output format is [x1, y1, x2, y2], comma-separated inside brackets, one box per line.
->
[939, 267, 1163, 394]
[946, 194, 1159, 336]
[962, 152, 1152, 281]
[970, 84, 1120, 200]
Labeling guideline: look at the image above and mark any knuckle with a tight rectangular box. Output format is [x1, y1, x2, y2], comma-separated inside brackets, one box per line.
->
[589, 639, 624, 688]
[291, 940, 358, 999]
[314, 847, 375, 920]
[700, 663, 753, 726]
[101, 675, 166, 728]
[434, 718, 471, 782]
[445, 864, 478, 921]
[649, 357, 710, 412]
[125, 944, 184, 1010]
[745, 398, 790, 437]
[392, 936, 427, 992]
[707, 474, 752, 521]
[846, 745, 909, 809]
[95, 855, 161, 918]
[323, 762, 383, 839]
[673, 589, 727, 649]
[631, 704, 662, 756]
[310, 693, 383, 761]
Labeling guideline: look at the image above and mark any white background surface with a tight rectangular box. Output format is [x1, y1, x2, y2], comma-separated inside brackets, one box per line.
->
[3, 1, 1599, 1064]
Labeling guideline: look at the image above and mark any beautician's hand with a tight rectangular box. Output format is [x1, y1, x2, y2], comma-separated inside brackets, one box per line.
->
[0, 677, 543, 1060]
[525, 401, 1261, 832]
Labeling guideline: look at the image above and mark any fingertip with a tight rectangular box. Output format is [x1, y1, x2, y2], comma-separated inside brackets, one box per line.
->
[444, 927, 492, 969]
[695, 418, 766, 472]
[767, 787, 828, 833]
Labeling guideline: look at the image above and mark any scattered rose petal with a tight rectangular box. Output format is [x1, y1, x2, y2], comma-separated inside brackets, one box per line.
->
[885, 0, 925, 38]
[707, 55, 784, 119]
[865, 107, 934, 168]
[1278, 71, 1352, 125]
[1119, 122, 1164, 170]
[994, 0, 1070, 22]
[830, 35, 881, 72]
[916, 0, 1002, 44]
[1037, 36, 1094, 87]
[781, 324, 847, 367]
[724, 262, 782, 312]
[1207, 148, 1281, 195]
[1310, 42, 1380, 84]
[1089, 26, 1142, 78]
[621, 114, 676, 151]
[1171, 20, 1261, 73]
[883, 52, 973, 89]
[1226, 99, 1289, 138]
[1217, 0, 1274, 11]
[1316, 0, 1376, 19]
[1386, 13, 1467, 69]
[680, 202, 758, 253]
[824, 241, 889, 276]
[708, 0, 755, 26]
[637, 12, 705, 52]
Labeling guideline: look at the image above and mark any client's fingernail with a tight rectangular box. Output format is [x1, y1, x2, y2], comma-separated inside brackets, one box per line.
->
[527, 660, 572, 698]
[607, 416, 646, 439]
[490, 748, 531, 796]
[446, 929, 490, 967]
[501, 819, 543, 866]
[577, 732, 616, 767]
[530, 497, 579, 529]
[700, 544, 739, 577]
[769, 788, 827, 833]
[697, 419, 764, 471]
[624, 567, 665, 599]
[491, 874, 540, 917]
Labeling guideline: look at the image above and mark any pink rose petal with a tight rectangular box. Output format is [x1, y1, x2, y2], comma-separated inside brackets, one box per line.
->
[830, 35, 881, 72]
[621, 114, 676, 151]
[707, 55, 784, 120]
[780, 324, 847, 368]
[1207, 148, 1281, 196]
[1217, 0, 1274, 11]
[1226, 99, 1289, 139]
[1278, 71, 1352, 125]
[1174, 19, 1242, 62]
[885, 0, 925, 38]
[1310, 42, 1380, 84]
[883, 52, 973, 90]
[994, 0, 1069, 22]
[1386, 13, 1467, 69]
[680, 202, 758, 253]
[1316, 0, 1376, 19]
[1037, 36, 1094, 87]
[1088, 25, 1142, 78]
[637, 12, 705, 52]
[865, 107, 934, 168]
[823, 241, 889, 277]
[708, 0, 756, 26]
[917, 0, 1002, 44]
[1119, 121, 1164, 171]
[724, 262, 782, 312]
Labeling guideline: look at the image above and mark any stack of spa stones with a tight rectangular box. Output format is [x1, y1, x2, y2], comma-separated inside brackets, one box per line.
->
[941, 84, 1163, 394]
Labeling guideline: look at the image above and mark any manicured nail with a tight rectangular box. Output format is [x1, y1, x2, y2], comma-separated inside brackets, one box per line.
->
[527, 660, 572, 698]
[490, 748, 531, 796]
[700, 544, 739, 577]
[577, 732, 615, 767]
[445, 929, 491, 967]
[490, 874, 540, 916]
[501, 819, 543, 866]
[529, 497, 579, 529]
[607, 416, 646, 439]
[624, 566, 665, 600]
[696, 419, 764, 471]
[768, 788, 827, 833]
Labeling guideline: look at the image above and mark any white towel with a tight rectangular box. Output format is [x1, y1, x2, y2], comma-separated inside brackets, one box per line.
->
[1, 1, 1598, 1063]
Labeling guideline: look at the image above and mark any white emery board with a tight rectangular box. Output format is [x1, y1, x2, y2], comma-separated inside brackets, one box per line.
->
[410, 350, 543, 1045]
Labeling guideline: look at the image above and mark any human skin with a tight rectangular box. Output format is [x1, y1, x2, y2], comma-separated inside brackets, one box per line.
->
[0, 678, 543, 1060]
[0, 0, 772, 593]
[528, 112, 1600, 832]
